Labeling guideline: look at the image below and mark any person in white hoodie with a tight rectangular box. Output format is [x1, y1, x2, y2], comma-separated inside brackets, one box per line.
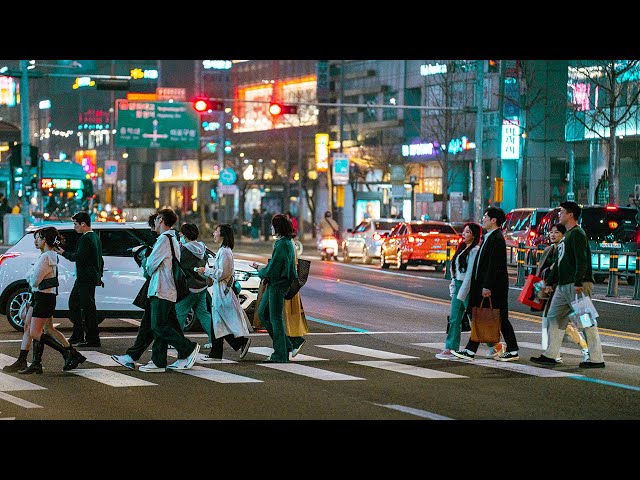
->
[175, 223, 213, 347]
[138, 208, 200, 373]
[19, 226, 86, 374]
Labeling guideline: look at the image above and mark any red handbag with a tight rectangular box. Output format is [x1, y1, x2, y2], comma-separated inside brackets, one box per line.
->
[517, 274, 546, 311]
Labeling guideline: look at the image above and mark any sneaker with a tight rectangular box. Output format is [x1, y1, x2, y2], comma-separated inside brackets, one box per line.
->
[530, 354, 559, 366]
[495, 351, 519, 362]
[291, 339, 306, 358]
[169, 343, 201, 370]
[239, 337, 252, 359]
[581, 348, 590, 362]
[555, 356, 564, 364]
[435, 349, 456, 360]
[450, 349, 475, 361]
[111, 354, 135, 370]
[486, 342, 506, 358]
[579, 361, 605, 369]
[139, 361, 166, 373]
[203, 342, 213, 349]
[198, 353, 223, 364]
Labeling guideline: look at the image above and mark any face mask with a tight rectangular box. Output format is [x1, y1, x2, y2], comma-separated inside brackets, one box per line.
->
[179, 236, 187, 245]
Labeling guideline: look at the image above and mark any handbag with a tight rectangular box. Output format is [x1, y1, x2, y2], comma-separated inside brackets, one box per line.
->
[285, 258, 311, 300]
[223, 276, 241, 296]
[470, 296, 501, 344]
[517, 274, 545, 311]
[446, 312, 471, 334]
[569, 293, 599, 329]
[132, 277, 150, 309]
[38, 256, 60, 292]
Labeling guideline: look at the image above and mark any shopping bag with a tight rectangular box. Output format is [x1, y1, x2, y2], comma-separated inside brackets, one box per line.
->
[517, 274, 546, 311]
[470, 297, 501, 344]
[569, 293, 598, 329]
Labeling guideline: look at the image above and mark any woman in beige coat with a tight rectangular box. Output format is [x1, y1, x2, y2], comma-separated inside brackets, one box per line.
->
[197, 223, 251, 361]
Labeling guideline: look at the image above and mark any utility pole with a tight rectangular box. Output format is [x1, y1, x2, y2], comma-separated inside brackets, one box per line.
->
[473, 60, 485, 222]
[19, 60, 31, 228]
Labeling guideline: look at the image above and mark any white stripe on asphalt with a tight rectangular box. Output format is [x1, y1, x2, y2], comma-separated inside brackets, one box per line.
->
[71, 368, 157, 387]
[351, 360, 467, 379]
[80, 351, 121, 366]
[170, 365, 262, 383]
[376, 403, 454, 420]
[318, 344, 418, 359]
[0, 391, 43, 409]
[456, 358, 584, 377]
[259, 362, 365, 381]
[248, 346, 326, 361]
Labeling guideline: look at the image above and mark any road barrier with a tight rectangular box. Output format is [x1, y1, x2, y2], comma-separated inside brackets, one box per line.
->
[444, 241, 452, 280]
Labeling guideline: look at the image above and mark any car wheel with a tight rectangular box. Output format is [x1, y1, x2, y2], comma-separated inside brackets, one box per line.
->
[593, 274, 607, 284]
[342, 247, 352, 263]
[380, 252, 390, 269]
[183, 308, 203, 332]
[397, 252, 407, 270]
[362, 247, 372, 264]
[5, 286, 31, 332]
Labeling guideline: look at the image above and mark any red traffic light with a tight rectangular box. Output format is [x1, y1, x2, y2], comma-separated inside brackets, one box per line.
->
[268, 102, 297, 116]
[193, 98, 224, 113]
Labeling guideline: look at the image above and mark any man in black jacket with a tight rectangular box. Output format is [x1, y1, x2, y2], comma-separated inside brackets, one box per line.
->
[56, 211, 104, 347]
[451, 206, 520, 362]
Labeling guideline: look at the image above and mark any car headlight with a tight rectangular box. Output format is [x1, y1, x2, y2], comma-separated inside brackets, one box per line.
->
[234, 270, 250, 282]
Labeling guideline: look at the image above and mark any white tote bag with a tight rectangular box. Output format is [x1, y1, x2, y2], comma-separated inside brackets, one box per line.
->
[569, 293, 599, 329]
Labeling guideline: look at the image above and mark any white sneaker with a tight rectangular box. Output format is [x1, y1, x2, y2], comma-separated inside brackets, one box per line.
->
[139, 361, 166, 373]
[111, 354, 135, 370]
[168, 343, 200, 370]
[581, 348, 590, 362]
[203, 343, 212, 349]
[291, 339, 305, 358]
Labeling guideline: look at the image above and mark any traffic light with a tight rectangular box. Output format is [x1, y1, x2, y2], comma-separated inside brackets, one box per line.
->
[193, 98, 224, 113]
[488, 60, 499, 73]
[8, 144, 38, 168]
[268, 102, 297, 116]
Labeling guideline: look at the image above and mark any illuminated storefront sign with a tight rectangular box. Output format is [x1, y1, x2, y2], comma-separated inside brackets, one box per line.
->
[202, 60, 232, 70]
[315, 133, 329, 172]
[501, 121, 520, 160]
[130, 68, 158, 80]
[420, 63, 448, 76]
[0, 76, 17, 106]
[41, 178, 83, 190]
[401, 137, 475, 157]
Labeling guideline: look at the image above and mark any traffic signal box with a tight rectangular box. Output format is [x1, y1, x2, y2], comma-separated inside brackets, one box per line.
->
[8, 144, 39, 168]
[268, 102, 298, 116]
[193, 98, 224, 112]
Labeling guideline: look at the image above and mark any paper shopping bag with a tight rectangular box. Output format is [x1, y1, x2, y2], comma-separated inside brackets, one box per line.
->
[517, 274, 546, 311]
[470, 297, 501, 344]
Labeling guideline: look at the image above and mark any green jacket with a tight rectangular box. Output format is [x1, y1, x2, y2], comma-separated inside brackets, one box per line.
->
[62, 230, 104, 284]
[547, 225, 594, 287]
[257, 236, 298, 291]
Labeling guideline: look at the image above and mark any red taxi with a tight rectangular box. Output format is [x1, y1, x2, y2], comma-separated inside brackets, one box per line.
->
[380, 221, 460, 271]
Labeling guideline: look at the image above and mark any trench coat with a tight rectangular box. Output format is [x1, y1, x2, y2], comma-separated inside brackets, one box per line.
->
[204, 246, 251, 338]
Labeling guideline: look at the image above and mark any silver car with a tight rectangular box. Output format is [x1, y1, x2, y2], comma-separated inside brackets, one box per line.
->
[341, 218, 400, 264]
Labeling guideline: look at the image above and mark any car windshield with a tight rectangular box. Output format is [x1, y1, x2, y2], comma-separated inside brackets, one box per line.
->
[412, 223, 457, 234]
[375, 221, 399, 231]
[581, 208, 638, 241]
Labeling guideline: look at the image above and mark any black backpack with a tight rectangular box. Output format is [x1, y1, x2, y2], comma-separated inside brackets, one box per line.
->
[164, 233, 191, 302]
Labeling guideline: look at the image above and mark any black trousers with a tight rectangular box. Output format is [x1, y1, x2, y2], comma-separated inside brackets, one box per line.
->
[208, 333, 245, 359]
[69, 281, 98, 342]
[464, 306, 519, 353]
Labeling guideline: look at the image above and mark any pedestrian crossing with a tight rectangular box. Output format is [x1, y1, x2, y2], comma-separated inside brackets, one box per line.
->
[0, 341, 597, 409]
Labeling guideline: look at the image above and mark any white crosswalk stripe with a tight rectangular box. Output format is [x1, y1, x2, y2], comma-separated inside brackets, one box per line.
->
[170, 365, 262, 383]
[259, 362, 365, 381]
[70, 368, 157, 387]
[317, 344, 418, 359]
[351, 360, 467, 379]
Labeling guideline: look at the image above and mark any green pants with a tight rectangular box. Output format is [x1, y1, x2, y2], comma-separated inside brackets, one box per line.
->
[176, 290, 212, 344]
[258, 284, 288, 362]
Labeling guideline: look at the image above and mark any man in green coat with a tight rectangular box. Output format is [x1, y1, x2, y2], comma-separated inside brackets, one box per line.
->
[56, 211, 104, 347]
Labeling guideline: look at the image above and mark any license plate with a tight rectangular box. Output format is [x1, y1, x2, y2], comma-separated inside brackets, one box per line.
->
[600, 242, 621, 249]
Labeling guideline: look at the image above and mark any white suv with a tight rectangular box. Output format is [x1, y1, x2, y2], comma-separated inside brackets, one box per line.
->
[0, 222, 260, 332]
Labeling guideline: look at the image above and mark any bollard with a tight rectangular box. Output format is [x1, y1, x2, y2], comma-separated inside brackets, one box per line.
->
[444, 241, 452, 280]
[515, 242, 526, 287]
[633, 250, 640, 300]
[606, 249, 619, 297]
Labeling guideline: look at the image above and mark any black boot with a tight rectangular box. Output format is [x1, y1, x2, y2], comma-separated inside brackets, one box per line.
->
[18, 340, 44, 375]
[3, 349, 29, 372]
[40, 333, 86, 371]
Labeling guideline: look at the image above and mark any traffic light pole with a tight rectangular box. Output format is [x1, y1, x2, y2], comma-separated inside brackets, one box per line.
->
[19, 60, 31, 227]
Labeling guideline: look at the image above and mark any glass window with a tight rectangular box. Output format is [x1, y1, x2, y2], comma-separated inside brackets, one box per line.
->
[99, 229, 156, 257]
[411, 223, 457, 234]
[375, 221, 399, 231]
[355, 221, 368, 233]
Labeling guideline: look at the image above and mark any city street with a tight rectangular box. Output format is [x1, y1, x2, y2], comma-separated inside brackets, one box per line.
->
[1, 240, 638, 423]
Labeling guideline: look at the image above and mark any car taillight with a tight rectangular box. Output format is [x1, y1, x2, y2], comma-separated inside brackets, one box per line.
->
[608, 220, 618, 230]
[605, 205, 618, 211]
[373, 233, 381, 241]
[636, 229, 640, 246]
[0, 252, 21, 266]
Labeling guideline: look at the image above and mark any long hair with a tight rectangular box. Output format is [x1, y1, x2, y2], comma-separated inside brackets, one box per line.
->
[272, 213, 295, 238]
[451, 222, 481, 275]
[218, 223, 235, 250]
[35, 226, 65, 248]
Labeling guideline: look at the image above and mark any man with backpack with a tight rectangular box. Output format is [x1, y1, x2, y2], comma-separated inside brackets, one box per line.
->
[138, 208, 199, 373]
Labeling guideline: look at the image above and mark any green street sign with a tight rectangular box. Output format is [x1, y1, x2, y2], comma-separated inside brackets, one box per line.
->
[115, 99, 200, 149]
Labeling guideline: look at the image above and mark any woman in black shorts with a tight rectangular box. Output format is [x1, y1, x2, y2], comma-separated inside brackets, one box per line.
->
[19, 227, 86, 374]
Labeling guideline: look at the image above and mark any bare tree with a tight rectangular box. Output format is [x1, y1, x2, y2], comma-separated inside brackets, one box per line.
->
[568, 60, 640, 204]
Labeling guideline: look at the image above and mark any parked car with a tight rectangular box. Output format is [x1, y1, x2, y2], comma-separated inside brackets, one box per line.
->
[0, 221, 260, 332]
[341, 218, 399, 264]
[380, 220, 460, 271]
[502, 207, 551, 250]
[528, 204, 639, 284]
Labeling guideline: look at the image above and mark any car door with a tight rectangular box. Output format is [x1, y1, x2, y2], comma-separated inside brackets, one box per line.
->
[349, 220, 369, 253]
[97, 228, 152, 311]
[383, 223, 402, 258]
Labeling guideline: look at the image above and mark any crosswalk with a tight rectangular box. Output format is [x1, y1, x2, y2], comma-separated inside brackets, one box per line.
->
[0, 341, 600, 410]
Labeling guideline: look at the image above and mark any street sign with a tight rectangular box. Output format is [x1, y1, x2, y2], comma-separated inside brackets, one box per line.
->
[332, 153, 350, 185]
[115, 99, 200, 149]
[219, 168, 237, 185]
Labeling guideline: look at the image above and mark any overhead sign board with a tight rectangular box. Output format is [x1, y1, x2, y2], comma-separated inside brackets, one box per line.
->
[115, 99, 200, 149]
[332, 153, 350, 185]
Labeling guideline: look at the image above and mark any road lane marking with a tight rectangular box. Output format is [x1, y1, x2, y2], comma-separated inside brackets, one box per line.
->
[79, 351, 121, 366]
[70, 368, 157, 387]
[248, 346, 327, 361]
[568, 376, 640, 391]
[0, 391, 43, 409]
[376, 403, 454, 420]
[317, 344, 418, 359]
[259, 362, 365, 380]
[352, 360, 467, 379]
[171, 365, 262, 383]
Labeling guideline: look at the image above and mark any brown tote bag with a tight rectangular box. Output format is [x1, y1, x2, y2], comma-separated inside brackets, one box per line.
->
[470, 296, 501, 344]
